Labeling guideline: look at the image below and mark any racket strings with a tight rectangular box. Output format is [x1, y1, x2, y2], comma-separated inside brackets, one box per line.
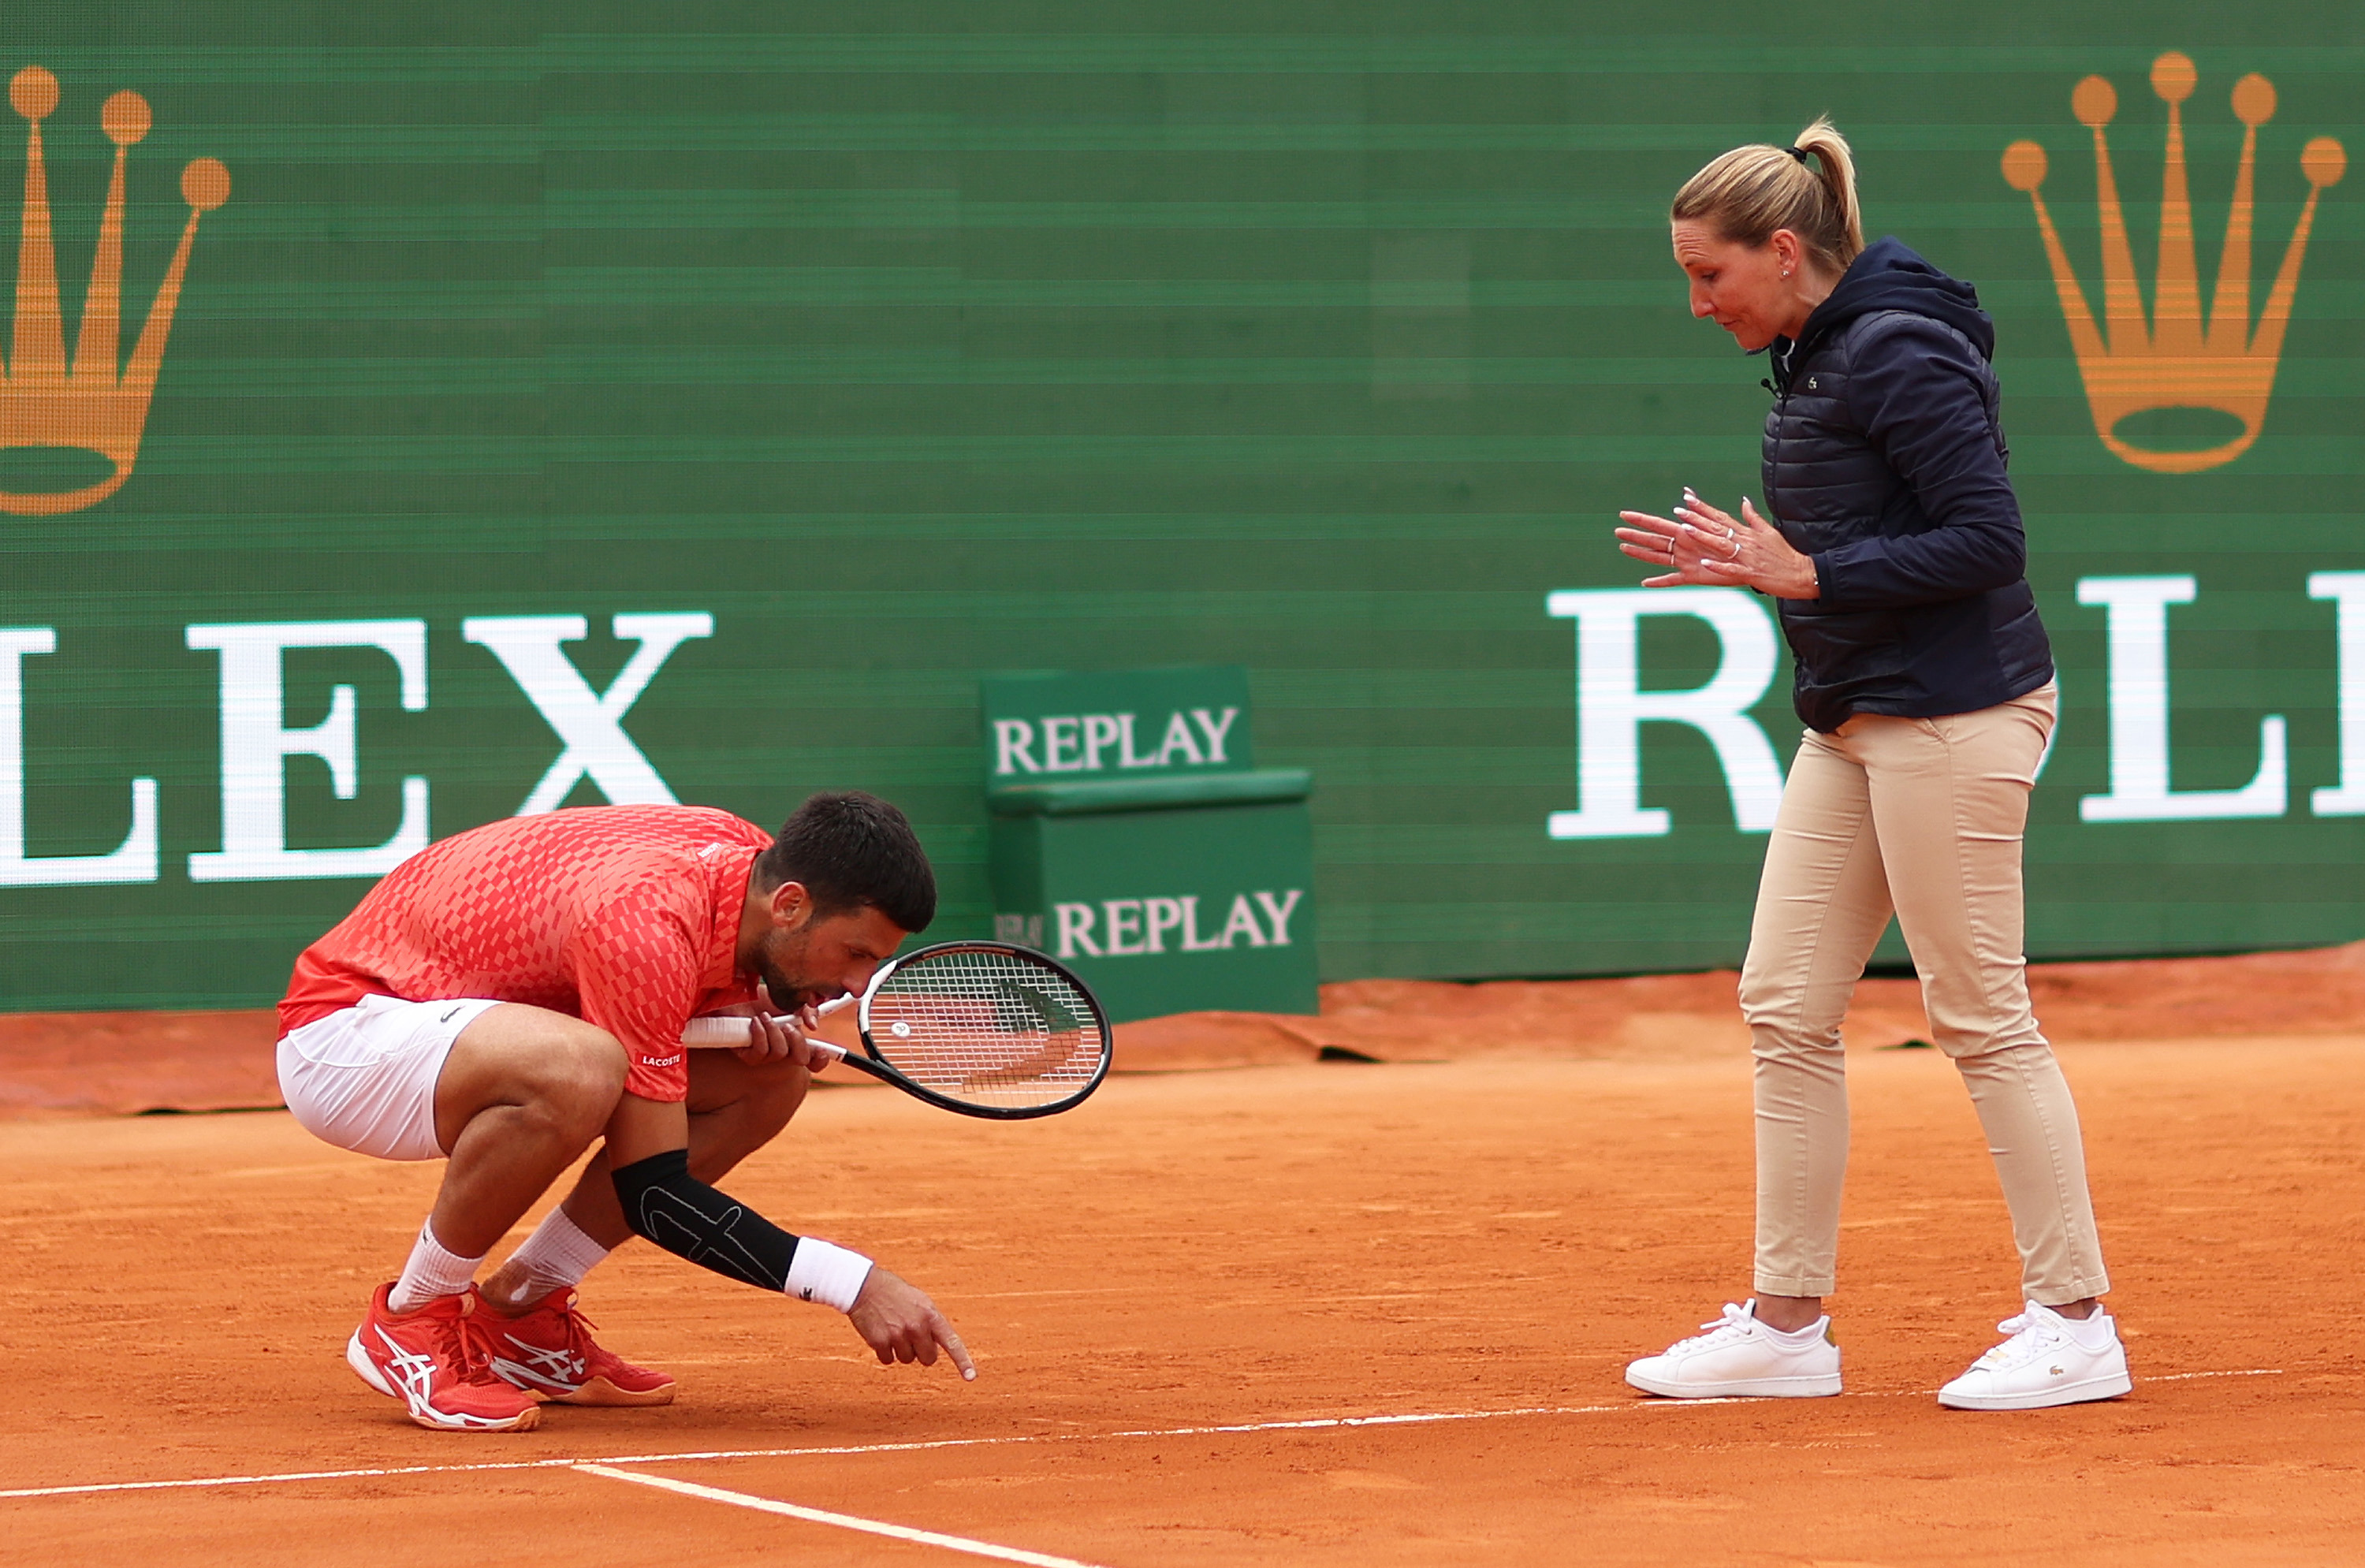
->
[866, 949, 1107, 1109]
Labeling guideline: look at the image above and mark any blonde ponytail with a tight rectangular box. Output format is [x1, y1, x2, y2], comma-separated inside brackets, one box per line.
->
[1670, 117, 1864, 274]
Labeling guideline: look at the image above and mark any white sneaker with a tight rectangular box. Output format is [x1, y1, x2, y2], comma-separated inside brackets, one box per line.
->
[1625, 1300, 1842, 1399]
[1937, 1302, 2132, 1410]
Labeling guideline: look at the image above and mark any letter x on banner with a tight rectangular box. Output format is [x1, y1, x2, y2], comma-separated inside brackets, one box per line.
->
[464, 613, 713, 815]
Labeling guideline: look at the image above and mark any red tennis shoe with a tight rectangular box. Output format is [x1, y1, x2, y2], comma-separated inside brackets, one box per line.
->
[479, 1287, 677, 1406]
[345, 1283, 541, 1432]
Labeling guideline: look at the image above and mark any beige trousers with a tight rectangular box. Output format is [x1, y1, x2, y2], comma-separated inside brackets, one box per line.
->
[1739, 683, 2110, 1305]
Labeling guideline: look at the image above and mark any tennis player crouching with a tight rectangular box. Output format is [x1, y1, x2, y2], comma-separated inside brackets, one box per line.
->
[274, 791, 973, 1433]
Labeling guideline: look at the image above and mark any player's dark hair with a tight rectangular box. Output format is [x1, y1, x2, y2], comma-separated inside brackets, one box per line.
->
[755, 790, 936, 933]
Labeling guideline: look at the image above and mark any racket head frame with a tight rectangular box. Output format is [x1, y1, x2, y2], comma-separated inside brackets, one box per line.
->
[853, 940, 1112, 1120]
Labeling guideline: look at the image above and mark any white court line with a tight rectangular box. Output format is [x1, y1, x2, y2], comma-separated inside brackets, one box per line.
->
[0, 1402, 1620, 1501]
[578, 1463, 1107, 1568]
[2150, 1368, 2285, 1381]
[0, 1370, 2288, 1503]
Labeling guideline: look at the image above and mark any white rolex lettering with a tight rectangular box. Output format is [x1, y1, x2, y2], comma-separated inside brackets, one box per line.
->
[1545, 587, 1784, 839]
[2076, 576, 2286, 821]
[0, 628, 158, 886]
[463, 613, 712, 815]
[2307, 572, 2365, 818]
[185, 620, 428, 881]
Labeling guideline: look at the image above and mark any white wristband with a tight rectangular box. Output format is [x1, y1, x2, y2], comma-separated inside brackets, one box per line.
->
[784, 1238, 874, 1313]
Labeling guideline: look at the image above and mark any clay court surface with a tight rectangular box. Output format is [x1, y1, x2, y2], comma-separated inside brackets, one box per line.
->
[6, 953, 2365, 1564]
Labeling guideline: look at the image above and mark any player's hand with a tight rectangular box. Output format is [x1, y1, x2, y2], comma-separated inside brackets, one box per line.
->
[1616, 490, 1727, 587]
[847, 1267, 977, 1381]
[1617, 490, 1818, 599]
[1674, 492, 1819, 599]
[731, 998, 828, 1071]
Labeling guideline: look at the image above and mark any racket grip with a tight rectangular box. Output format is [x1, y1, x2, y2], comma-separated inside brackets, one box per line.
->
[681, 994, 853, 1049]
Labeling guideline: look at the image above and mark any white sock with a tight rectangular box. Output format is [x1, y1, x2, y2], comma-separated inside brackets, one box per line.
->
[389, 1221, 485, 1313]
[1766, 1317, 1827, 1344]
[496, 1206, 613, 1305]
[2062, 1309, 2116, 1349]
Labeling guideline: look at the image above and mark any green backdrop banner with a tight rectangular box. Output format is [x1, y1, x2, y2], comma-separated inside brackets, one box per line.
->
[2, 4, 2361, 1009]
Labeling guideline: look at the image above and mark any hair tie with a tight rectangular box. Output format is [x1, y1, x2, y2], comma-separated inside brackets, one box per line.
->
[1787, 146, 1811, 165]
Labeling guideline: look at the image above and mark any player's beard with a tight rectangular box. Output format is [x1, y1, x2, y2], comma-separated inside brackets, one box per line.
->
[751, 926, 832, 1015]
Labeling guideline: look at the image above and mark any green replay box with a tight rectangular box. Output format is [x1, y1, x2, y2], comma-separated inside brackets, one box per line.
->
[982, 667, 1318, 1023]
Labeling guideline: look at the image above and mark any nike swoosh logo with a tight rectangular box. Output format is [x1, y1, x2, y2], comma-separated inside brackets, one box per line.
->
[440, 1007, 464, 1023]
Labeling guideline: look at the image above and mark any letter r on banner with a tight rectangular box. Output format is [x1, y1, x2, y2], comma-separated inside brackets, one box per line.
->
[1545, 587, 1784, 839]
[464, 613, 713, 815]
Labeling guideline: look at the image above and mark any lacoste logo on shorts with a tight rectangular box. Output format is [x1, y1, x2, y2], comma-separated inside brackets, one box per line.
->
[639, 1052, 683, 1068]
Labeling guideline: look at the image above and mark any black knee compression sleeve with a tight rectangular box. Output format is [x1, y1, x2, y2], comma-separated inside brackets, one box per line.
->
[611, 1148, 801, 1292]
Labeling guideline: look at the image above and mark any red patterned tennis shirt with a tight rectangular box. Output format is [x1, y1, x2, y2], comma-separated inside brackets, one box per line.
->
[279, 805, 773, 1101]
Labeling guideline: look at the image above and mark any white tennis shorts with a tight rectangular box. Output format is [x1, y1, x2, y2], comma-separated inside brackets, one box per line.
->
[277, 994, 503, 1162]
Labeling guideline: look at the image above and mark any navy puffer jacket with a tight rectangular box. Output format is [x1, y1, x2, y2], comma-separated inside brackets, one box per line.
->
[1762, 237, 2054, 733]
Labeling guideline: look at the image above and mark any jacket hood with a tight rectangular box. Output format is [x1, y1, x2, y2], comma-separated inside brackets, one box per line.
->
[1777, 236, 1994, 371]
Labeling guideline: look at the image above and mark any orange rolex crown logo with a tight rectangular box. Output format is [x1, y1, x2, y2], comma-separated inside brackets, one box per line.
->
[2001, 52, 2344, 475]
[0, 65, 228, 516]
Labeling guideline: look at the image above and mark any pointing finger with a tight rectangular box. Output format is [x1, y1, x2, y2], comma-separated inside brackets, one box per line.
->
[935, 1315, 978, 1381]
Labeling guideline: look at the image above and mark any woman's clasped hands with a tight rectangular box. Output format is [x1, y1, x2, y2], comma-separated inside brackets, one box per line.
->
[1615, 490, 1820, 600]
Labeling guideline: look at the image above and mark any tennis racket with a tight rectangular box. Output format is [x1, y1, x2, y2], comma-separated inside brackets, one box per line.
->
[681, 941, 1111, 1120]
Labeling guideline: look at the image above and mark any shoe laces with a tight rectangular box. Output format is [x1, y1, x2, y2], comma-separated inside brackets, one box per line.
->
[1672, 1302, 1763, 1352]
[539, 1293, 599, 1354]
[1978, 1305, 2070, 1368]
[449, 1302, 508, 1381]
[505, 1291, 601, 1371]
